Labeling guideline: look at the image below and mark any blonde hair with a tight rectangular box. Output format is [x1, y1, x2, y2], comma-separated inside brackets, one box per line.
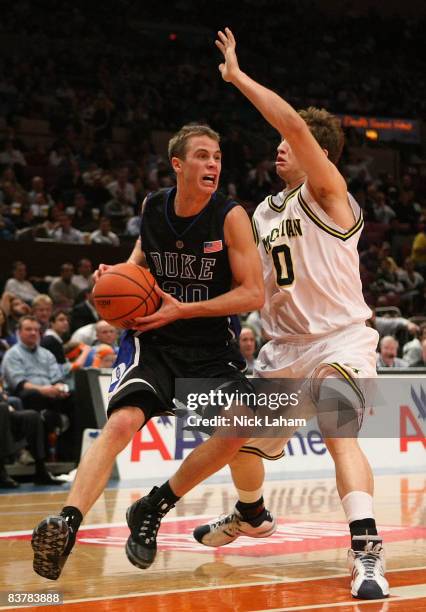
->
[168, 124, 220, 161]
[32, 294, 53, 307]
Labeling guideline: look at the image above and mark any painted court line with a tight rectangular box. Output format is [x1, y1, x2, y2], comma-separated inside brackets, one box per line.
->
[0, 568, 423, 611]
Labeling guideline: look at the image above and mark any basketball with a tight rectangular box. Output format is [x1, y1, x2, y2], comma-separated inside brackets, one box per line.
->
[92, 263, 160, 328]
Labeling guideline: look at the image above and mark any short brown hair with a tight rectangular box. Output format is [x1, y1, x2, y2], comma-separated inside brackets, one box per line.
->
[298, 107, 344, 164]
[168, 124, 220, 161]
[17, 315, 39, 330]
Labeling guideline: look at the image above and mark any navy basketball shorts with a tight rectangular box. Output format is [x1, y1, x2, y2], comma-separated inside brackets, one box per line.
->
[107, 331, 252, 423]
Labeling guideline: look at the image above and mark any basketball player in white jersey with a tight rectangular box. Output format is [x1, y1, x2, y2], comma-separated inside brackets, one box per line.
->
[194, 29, 389, 600]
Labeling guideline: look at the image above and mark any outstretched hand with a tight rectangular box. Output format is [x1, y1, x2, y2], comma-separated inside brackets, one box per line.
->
[131, 284, 183, 333]
[215, 28, 240, 83]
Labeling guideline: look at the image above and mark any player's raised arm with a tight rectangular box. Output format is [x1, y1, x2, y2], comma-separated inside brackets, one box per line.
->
[216, 28, 351, 226]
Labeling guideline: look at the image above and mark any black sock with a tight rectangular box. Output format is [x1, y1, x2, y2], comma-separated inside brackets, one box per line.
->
[60, 506, 83, 533]
[236, 497, 265, 523]
[350, 518, 378, 550]
[149, 481, 180, 510]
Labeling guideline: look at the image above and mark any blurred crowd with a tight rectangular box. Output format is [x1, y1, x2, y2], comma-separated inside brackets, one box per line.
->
[0, 1, 425, 486]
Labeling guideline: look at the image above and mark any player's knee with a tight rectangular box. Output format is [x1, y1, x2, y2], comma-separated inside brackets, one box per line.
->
[104, 407, 144, 443]
[324, 436, 360, 458]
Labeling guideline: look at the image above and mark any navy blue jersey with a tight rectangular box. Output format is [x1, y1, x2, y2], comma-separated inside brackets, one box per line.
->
[139, 187, 241, 346]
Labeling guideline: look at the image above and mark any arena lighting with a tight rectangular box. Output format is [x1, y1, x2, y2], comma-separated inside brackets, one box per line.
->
[365, 129, 379, 140]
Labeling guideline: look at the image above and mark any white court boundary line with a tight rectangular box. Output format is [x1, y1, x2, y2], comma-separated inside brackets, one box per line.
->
[0, 567, 424, 610]
[0, 514, 213, 538]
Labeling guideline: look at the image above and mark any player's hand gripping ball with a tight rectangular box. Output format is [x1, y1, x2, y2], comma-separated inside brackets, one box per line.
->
[92, 263, 160, 329]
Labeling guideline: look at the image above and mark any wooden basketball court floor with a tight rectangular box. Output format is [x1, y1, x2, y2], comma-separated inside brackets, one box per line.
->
[0, 472, 424, 612]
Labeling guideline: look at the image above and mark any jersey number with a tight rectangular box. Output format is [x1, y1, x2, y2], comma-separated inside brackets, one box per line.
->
[163, 280, 209, 302]
[272, 245, 294, 286]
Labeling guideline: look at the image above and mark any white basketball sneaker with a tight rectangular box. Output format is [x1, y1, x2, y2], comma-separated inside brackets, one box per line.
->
[348, 536, 389, 599]
[193, 507, 276, 547]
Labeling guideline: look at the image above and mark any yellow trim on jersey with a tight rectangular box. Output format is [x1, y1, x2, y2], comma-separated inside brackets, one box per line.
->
[298, 192, 363, 241]
[268, 185, 302, 213]
[240, 444, 285, 461]
[251, 216, 260, 246]
[326, 362, 365, 410]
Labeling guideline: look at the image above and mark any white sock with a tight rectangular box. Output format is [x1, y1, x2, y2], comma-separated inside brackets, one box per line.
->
[341, 490, 374, 523]
[236, 487, 264, 503]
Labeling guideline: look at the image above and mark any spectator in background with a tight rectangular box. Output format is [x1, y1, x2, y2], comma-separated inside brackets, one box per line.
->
[28, 176, 54, 207]
[0, 399, 65, 488]
[411, 217, 426, 275]
[376, 336, 408, 369]
[398, 257, 424, 315]
[410, 338, 426, 367]
[107, 166, 136, 208]
[72, 259, 94, 293]
[125, 214, 140, 237]
[1, 294, 31, 335]
[65, 193, 94, 232]
[41, 311, 70, 367]
[70, 289, 99, 333]
[372, 191, 396, 225]
[0, 307, 16, 366]
[368, 307, 419, 341]
[32, 294, 53, 337]
[1, 316, 74, 438]
[49, 263, 80, 310]
[402, 323, 426, 366]
[0, 210, 16, 239]
[238, 326, 257, 375]
[4, 261, 40, 303]
[52, 213, 85, 244]
[91, 344, 116, 368]
[0, 140, 27, 168]
[90, 217, 120, 246]
[82, 320, 118, 366]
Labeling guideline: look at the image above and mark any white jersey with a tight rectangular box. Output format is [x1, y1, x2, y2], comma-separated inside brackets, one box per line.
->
[252, 182, 371, 339]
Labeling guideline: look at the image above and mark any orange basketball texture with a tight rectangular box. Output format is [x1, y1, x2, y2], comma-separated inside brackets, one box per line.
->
[92, 263, 160, 328]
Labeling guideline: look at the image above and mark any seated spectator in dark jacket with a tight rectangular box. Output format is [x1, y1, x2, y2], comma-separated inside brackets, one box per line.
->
[70, 289, 99, 333]
[0, 399, 65, 488]
[41, 310, 70, 368]
[1, 315, 74, 437]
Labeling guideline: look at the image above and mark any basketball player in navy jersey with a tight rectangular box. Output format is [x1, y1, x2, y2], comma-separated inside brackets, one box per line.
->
[193, 30, 389, 600]
[31, 124, 265, 579]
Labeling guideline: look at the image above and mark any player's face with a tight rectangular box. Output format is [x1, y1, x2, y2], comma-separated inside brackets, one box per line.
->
[275, 140, 303, 180]
[175, 136, 222, 195]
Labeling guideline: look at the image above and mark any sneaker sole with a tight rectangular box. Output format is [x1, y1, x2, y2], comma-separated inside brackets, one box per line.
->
[125, 537, 155, 570]
[125, 505, 155, 570]
[31, 517, 69, 580]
